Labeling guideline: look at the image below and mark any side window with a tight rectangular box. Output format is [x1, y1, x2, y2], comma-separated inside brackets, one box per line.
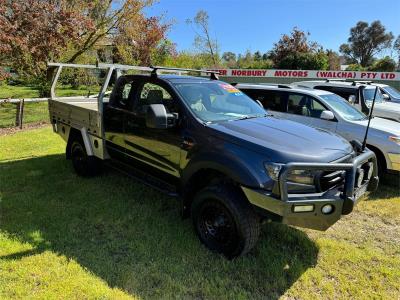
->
[121, 83, 132, 106]
[287, 93, 309, 116]
[260, 90, 286, 112]
[112, 80, 134, 109]
[241, 89, 286, 112]
[136, 82, 176, 114]
[308, 97, 328, 118]
[326, 87, 358, 104]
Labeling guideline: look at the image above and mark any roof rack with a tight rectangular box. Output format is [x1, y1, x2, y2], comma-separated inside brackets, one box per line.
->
[325, 79, 346, 82]
[151, 66, 219, 80]
[294, 84, 313, 89]
[351, 80, 373, 86]
[261, 83, 293, 89]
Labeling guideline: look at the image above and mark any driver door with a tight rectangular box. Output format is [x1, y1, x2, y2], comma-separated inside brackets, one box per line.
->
[123, 79, 183, 181]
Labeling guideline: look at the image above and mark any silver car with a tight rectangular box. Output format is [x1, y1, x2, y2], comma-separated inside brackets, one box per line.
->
[238, 83, 400, 174]
[293, 80, 400, 122]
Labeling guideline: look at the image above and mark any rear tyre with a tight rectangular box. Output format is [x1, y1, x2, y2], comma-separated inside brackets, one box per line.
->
[191, 183, 260, 259]
[70, 137, 102, 177]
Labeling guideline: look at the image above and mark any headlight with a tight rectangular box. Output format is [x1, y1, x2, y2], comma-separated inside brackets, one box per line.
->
[389, 136, 400, 145]
[265, 163, 283, 181]
[265, 163, 315, 185]
[287, 169, 315, 185]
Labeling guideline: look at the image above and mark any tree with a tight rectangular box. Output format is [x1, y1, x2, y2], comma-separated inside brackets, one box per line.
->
[222, 52, 236, 63]
[368, 56, 396, 72]
[253, 51, 262, 61]
[339, 21, 394, 67]
[236, 50, 273, 69]
[394, 35, 400, 68]
[346, 64, 366, 71]
[187, 10, 219, 66]
[269, 27, 328, 70]
[113, 15, 171, 65]
[0, 0, 92, 79]
[222, 51, 237, 68]
[326, 50, 341, 70]
[65, 0, 156, 63]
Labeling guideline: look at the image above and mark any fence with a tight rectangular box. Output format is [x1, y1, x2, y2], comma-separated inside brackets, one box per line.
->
[0, 98, 49, 129]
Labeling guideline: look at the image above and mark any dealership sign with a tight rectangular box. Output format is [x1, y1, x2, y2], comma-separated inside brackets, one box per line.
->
[207, 69, 400, 81]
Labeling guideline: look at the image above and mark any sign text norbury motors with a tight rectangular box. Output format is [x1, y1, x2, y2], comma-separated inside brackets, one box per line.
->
[207, 69, 400, 81]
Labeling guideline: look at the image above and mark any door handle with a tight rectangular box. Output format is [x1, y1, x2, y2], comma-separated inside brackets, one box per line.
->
[181, 136, 195, 150]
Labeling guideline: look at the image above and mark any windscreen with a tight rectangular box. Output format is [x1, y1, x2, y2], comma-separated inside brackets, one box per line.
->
[383, 86, 400, 99]
[320, 93, 367, 121]
[173, 82, 267, 122]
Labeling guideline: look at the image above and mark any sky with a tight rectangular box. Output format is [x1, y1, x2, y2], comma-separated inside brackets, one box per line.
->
[145, 0, 400, 57]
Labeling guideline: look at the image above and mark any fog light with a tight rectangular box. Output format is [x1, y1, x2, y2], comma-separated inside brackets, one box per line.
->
[356, 168, 365, 187]
[293, 205, 314, 213]
[367, 162, 374, 179]
[321, 204, 334, 215]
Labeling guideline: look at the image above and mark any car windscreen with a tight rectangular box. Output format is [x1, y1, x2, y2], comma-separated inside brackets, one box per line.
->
[383, 86, 400, 99]
[320, 94, 367, 121]
[363, 87, 384, 104]
[173, 82, 267, 123]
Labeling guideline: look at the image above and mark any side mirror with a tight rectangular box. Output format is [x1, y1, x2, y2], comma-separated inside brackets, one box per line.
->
[146, 104, 177, 129]
[348, 95, 356, 104]
[382, 93, 390, 101]
[320, 110, 335, 121]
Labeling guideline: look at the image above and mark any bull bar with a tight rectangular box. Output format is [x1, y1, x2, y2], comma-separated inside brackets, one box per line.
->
[242, 149, 379, 231]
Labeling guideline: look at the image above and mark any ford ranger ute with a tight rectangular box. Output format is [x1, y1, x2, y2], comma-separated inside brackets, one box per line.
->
[48, 63, 379, 258]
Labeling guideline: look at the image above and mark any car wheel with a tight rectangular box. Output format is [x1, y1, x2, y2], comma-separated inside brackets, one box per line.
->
[191, 183, 260, 259]
[70, 138, 102, 177]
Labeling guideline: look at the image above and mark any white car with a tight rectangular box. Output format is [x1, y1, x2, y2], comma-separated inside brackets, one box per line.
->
[293, 80, 400, 122]
[369, 82, 400, 103]
[238, 83, 400, 174]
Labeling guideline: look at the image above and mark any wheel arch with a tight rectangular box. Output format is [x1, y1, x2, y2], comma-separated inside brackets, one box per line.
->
[366, 143, 387, 173]
[181, 158, 261, 218]
[66, 127, 93, 159]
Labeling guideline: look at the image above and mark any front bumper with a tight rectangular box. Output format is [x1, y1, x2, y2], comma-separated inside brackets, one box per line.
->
[388, 153, 400, 171]
[242, 149, 379, 231]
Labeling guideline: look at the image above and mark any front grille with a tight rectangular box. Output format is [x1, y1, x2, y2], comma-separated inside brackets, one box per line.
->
[319, 170, 345, 192]
[316, 154, 352, 192]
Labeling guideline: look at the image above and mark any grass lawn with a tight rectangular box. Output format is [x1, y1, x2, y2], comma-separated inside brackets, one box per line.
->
[0, 84, 101, 99]
[0, 127, 399, 299]
[0, 102, 49, 128]
[0, 84, 103, 128]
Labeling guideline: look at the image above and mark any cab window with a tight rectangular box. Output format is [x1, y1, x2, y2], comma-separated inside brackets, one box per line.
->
[135, 82, 178, 114]
[111, 79, 135, 109]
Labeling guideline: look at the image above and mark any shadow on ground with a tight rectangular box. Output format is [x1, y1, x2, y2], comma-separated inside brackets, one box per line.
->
[0, 155, 318, 299]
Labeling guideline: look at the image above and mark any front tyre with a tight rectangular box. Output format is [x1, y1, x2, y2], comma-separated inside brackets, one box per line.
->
[191, 184, 260, 259]
[70, 138, 102, 177]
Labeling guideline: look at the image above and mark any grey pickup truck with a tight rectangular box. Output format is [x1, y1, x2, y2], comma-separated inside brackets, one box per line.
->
[48, 63, 378, 258]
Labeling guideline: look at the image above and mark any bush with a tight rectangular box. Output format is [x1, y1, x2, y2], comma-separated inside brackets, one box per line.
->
[58, 68, 100, 88]
[277, 51, 328, 70]
[368, 56, 397, 72]
[345, 64, 367, 71]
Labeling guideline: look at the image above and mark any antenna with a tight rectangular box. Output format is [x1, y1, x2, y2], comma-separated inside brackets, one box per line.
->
[362, 86, 378, 151]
